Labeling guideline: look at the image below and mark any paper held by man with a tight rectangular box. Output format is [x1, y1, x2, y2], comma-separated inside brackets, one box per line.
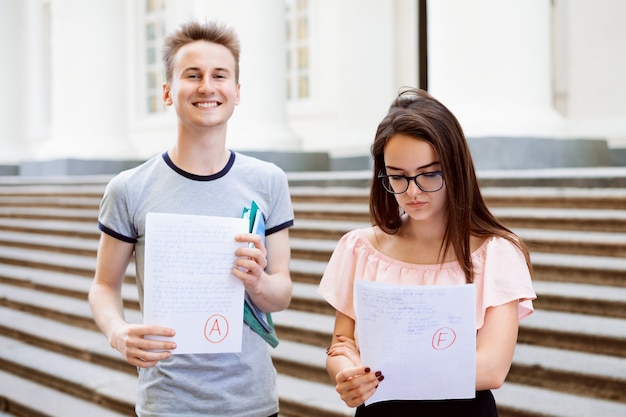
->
[143, 212, 248, 354]
[355, 280, 476, 405]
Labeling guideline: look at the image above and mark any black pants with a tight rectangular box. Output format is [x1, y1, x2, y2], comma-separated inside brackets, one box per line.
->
[355, 390, 498, 417]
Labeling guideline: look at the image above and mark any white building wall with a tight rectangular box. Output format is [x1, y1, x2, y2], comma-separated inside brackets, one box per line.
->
[1, 0, 625, 169]
[40, 0, 135, 160]
[286, 0, 401, 157]
[428, 0, 562, 138]
[564, 0, 626, 146]
[0, 0, 26, 161]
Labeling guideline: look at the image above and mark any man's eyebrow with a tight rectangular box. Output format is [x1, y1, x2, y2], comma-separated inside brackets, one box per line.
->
[385, 161, 441, 171]
[181, 67, 232, 74]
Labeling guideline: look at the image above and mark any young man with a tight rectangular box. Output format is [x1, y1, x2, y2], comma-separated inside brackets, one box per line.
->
[88, 20, 294, 417]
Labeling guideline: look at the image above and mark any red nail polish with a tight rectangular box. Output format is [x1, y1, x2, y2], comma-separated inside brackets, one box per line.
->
[364, 367, 371, 373]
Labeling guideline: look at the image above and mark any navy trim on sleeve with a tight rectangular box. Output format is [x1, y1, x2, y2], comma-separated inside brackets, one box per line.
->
[98, 222, 137, 244]
[265, 219, 294, 236]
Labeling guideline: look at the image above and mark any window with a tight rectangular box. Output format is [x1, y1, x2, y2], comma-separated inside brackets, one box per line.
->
[144, 0, 167, 114]
[286, 0, 310, 100]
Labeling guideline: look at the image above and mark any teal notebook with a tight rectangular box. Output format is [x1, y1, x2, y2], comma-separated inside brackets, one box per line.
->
[242, 201, 279, 348]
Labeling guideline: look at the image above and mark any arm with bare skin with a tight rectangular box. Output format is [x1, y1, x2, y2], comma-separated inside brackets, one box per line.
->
[326, 311, 384, 408]
[88, 233, 177, 368]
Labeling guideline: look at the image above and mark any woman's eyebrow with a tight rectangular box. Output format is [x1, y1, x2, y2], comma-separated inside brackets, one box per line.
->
[385, 161, 441, 171]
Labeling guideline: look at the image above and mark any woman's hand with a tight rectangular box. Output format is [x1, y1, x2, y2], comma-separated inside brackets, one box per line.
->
[327, 334, 360, 366]
[334, 366, 384, 408]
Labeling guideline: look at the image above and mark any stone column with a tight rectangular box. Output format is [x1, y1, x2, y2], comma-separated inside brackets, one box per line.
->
[427, 0, 563, 137]
[0, 0, 26, 166]
[38, 0, 136, 160]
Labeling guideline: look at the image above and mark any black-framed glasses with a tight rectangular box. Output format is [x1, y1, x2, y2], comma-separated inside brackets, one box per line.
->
[378, 171, 445, 194]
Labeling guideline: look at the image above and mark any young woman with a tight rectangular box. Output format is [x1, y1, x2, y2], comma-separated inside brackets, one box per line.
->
[319, 88, 536, 416]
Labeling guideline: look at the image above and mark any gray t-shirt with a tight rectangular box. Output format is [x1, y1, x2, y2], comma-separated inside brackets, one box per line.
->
[98, 151, 294, 417]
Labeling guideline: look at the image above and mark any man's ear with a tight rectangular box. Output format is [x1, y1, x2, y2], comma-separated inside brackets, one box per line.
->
[235, 83, 241, 105]
[163, 83, 173, 105]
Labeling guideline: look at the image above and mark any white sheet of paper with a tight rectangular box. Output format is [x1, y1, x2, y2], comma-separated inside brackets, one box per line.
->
[355, 280, 476, 405]
[143, 212, 248, 354]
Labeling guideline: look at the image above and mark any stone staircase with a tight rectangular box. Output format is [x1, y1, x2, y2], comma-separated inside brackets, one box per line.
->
[0, 171, 625, 417]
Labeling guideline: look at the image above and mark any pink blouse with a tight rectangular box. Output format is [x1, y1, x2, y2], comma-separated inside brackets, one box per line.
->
[318, 229, 536, 330]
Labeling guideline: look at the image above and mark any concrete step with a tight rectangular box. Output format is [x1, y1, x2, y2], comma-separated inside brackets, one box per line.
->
[0, 302, 352, 417]
[286, 167, 626, 189]
[1, 299, 624, 417]
[483, 187, 626, 210]
[273, 309, 334, 348]
[2, 238, 625, 343]
[3, 251, 624, 353]
[0, 246, 135, 280]
[291, 275, 626, 320]
[520, 228, 626, 258]
[273, 336, 624, 404]
[292, 202, 626, 233]
[492, 207, 626, 233]
[0, 195, 101, 209]
[0, 283, 143, 330]
[0, 245, 97, 278]
[290, 228, 626, 262]
[509, 344, 626, 404]
[290, 248, 626, 290]
[290, 185, 626, 210]
[2, 175, 626, 417]
[273, 336, 626, 406]
[0, 335, 137, 416]
[276, 374, 352, 417]
[1, 221, 624, 283]
[0, 230, 98, 257]
[0, 306, 133, 375]
[274, 298, 626, 359]
[0, 370, 131, 417]
[4, 182, 626, 210]
[0, 206, 99, 222]
[293, 202, 369, 222]
[0, 217, 100, 239]
[272, 340, 332, 386]
[290, 258, 328, 285]
[289, 281, 335, 316]
[2, 266, 625, 416]
[291, 219, 369, 240]
[519, 310, 626, 358]
[271, 312, 626, 415]
[530, 252, 626, 287]
[292, 221, 626, 258]
[0, 180, 107, 198]
[493, 382, 626, 417]
[532, 281, 626, 319]
[0, 264, 139, 310]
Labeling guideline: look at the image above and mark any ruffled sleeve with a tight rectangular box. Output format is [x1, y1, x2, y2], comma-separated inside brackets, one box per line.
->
[318, 232, 537, 330]
[317, 230, 364, 320]
[473, 237, 537, 328]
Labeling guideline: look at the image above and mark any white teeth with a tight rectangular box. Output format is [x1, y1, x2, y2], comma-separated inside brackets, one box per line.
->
[196, 102, 218, 108]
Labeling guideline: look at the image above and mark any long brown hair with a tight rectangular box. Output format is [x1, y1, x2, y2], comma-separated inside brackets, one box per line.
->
[370, 88, 531, 282]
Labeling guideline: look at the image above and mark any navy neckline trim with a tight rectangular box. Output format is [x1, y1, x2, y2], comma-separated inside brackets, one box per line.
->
[161, 150, 235, 181]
